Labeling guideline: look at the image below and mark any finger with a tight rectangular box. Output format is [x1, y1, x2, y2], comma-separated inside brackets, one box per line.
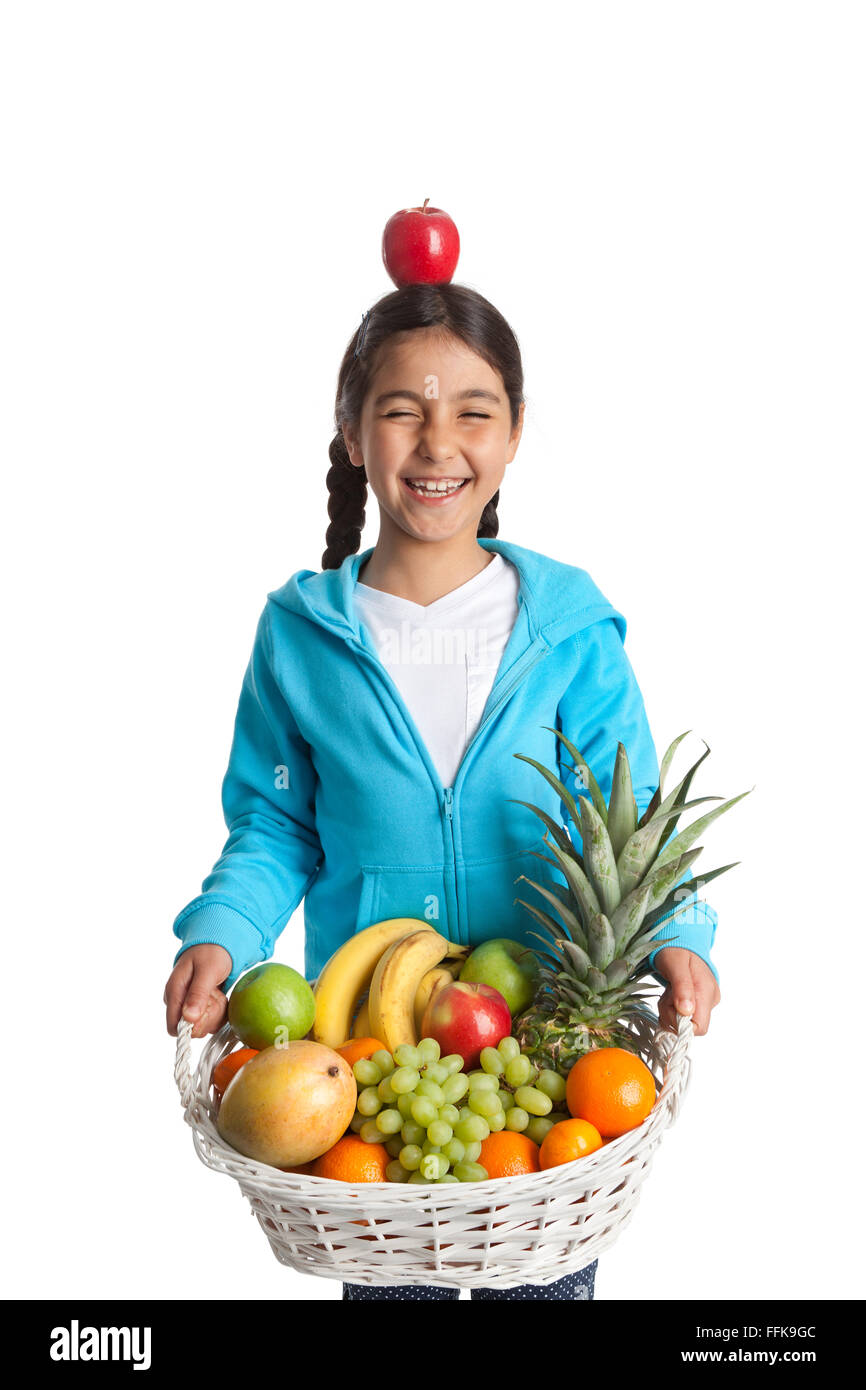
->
[182, 974, 218, 1034]
[165, 958, 194, 1036]
[663, 958, 697, 1021]
[657, 986, 677, 1033]
[690, 969, 720, 1036]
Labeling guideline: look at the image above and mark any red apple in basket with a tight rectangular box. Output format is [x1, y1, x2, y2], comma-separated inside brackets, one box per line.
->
[382, 198, 460, 287]
[421, 980, 511, 1069]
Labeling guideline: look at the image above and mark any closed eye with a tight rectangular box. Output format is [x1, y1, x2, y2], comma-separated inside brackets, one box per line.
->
[384, 411, 491, 420]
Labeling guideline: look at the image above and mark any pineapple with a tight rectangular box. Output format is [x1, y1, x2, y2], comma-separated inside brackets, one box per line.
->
[510, 729, 748, 1074]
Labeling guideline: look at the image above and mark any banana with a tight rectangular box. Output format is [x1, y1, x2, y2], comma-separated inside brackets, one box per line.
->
[351, 995, 372, 1039]
[369, 929, 453, 1053]
[413, 966, 453, 1037]
[312, 918, 435, 1048]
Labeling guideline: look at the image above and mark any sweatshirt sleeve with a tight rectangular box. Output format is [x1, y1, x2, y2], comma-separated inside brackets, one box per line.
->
[555, 618, 719, 983]
[171, 602, 324, 989]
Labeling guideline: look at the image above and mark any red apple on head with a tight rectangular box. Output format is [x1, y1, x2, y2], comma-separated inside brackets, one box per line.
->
[421, 980, 511, 1070]
[382, 198, 460, 287]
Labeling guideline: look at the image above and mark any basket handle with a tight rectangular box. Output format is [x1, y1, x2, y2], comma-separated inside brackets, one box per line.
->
[174, 1017, 203, 1124]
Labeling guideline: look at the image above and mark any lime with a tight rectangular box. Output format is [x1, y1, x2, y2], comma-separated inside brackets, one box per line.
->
[228, 963, 316, 1050]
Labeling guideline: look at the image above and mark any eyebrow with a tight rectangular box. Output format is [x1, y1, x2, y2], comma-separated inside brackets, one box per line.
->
[373, 388, 502, 407]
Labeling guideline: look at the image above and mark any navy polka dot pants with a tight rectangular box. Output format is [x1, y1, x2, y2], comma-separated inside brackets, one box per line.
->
[342, 1259, 597, 1300]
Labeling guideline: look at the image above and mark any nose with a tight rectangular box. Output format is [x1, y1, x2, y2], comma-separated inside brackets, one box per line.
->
[418, 418, 458, 464]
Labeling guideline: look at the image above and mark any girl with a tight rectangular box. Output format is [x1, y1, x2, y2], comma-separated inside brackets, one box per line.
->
[164, 282, 721, 1300]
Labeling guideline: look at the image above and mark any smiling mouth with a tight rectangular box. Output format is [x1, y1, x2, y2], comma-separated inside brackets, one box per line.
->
[402, 477, 470, 497]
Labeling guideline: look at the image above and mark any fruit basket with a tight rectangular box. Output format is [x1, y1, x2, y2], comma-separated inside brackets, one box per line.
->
[174, 1009, 692, 1290]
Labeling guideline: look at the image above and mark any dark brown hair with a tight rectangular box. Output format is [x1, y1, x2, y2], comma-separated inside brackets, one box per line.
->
[322, 283, 525, 570]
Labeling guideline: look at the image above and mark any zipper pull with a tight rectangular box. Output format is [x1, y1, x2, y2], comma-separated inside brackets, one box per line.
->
[443, 786, 453, 819]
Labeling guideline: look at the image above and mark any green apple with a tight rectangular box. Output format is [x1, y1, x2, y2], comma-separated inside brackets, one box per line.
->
[459, 938, 540, 1016]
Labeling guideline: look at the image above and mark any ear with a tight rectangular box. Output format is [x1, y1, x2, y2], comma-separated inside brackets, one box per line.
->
[342, 424, 364, 469]
[506, 400, 525, 461]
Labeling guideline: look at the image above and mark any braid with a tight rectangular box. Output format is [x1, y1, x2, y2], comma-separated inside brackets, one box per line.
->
[477, 489, 500, 539]
[322, 432, 368, 571]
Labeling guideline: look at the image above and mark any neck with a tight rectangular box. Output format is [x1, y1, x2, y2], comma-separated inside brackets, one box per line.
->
[357, 530, 495, 606]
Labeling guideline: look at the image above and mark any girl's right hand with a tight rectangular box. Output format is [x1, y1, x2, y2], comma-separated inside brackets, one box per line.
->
[164, 943, 233, 1038]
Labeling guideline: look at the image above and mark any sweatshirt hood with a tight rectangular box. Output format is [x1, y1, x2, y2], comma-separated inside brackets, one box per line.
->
[267, 537, 626, 650]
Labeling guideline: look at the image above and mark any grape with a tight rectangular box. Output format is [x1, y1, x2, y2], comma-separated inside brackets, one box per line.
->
[415, 1079, 445, 1106]
[399, 1144, 423, 1171]
[393, 1044, 421, 1069]
[423, 1062, 449, 1085]
[417, 1038, 441, 1064]
[514, 1085, 553, 1117]
[420, 1153, 449, 1181]
[441, 1054, 464, 1076]
[360, 1120, 386, 1143]
[376, 1076, 398, 1104]
[353, 1059, 382, 1087]
[453, 1161, 489, 1182]
[487, 1109, 507, 1133]
[468, 1072, 498, 1093]
[390, 1065, 421, 1095]
[408, 1170, 431, 1184]
[372, 1049, 396, 1075]
[349, 1110, 366, 1134]
[427, 1120, 453, 1147]
[480, 1047, 506, 1076]
[386, 1160, 410, 1182]
[526, 1115, 558, 1145]
[438, 1103, 460, 1127]
[441, 1073, 469, 1104]
[357, 1087, 382, 1117]
[385, 1136, 404, 1158]
[421, 1139, 441, 1157]
[497, 1036, 521, 1062]
[442, 1137, 466, 1165]
[401, 1119, 426, 1146]
[410, 1096, 438, 1128]
[455, 1112, 490, 1144]
[375, 1108, 403, 1135]
[505, 1055, 534, 1088]
[436, 1174, 461, 1184]
[463, 1140, 483, 1162]
[396, 1093, 415, 1119]
[468, 1089, 502, 1119]
[536, 1069, 567, 1103]
[498, 1089, 515, 1112]
[505, 1106, 530, 1132]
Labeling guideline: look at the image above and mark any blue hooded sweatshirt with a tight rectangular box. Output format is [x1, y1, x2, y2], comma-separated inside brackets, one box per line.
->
[172, 538, 719, 991]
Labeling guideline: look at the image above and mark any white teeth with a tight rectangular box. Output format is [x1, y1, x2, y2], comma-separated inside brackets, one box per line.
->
[406, 479, 466, 495]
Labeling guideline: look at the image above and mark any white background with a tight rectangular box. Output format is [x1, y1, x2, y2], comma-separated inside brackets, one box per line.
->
[2, 1, 863, 1302]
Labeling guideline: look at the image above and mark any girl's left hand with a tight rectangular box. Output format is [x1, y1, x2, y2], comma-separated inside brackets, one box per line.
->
[653, 947, 720, 1036]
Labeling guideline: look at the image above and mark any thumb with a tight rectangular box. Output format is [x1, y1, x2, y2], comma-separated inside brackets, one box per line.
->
[664, 956, 696, 1017]
[182, 981, 213, 1023]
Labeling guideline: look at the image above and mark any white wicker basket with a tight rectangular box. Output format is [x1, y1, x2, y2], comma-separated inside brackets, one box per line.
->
[174, 1012, 692, 1289]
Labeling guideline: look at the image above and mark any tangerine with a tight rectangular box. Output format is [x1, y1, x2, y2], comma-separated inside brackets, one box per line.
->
[212, 1047, 259, 1098]
[539, 1118, 603, 1169]
[477, 1131, 540, 1179]
[335, 1037, 389, 1067]
[565, 1047, 657, 1137]
[311, 1134, 390, 1183]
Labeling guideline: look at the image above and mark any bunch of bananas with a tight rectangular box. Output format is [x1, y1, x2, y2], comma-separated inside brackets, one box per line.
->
[312, 919, 468, 1053]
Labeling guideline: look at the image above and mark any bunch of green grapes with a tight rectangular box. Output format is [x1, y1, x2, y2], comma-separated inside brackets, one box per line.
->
[473, 1036, 568, 1145]
[349, 1037, 490, 1183]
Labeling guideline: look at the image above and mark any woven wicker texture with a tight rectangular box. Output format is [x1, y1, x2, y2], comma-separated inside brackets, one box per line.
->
[175, 1013, 692, 1289]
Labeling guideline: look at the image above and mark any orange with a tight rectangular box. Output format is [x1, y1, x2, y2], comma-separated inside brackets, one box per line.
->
[212, 1047, 258, 1098]
[478, 1131, 541, 1179]
[335, 1037, 388, 1067]
[311, 1134, 390, 1183]
[565, 1047, 657, 1137]
[539, 1118, 603, 1169]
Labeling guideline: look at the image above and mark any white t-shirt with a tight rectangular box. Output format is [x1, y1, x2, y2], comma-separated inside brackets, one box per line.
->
[353, 552, 520, 788]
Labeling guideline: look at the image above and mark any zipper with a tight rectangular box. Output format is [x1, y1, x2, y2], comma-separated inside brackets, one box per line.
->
[349, 636, 550, 945]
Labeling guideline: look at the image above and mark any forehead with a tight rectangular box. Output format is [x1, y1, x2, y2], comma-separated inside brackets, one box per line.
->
[369, 328, 499, 386]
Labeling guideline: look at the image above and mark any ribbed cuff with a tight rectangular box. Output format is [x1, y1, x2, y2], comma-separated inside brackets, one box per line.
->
[172, 899, 268, 989]
[648, 897, 719, 984]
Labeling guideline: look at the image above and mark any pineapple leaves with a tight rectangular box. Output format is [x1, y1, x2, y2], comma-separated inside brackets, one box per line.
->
[542, 727, 608, 824]
[652, 791, 753, 872]
[579, 796, 621, 917]
[586, 912, 617, 970]
[504, 797, 574, 857]
[538, 834, 599, 940]
[637, 730, 695, 828]
[607, 742, 638, 859]
[511, 755, 584, 838]
[514, 875, 586, 945]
